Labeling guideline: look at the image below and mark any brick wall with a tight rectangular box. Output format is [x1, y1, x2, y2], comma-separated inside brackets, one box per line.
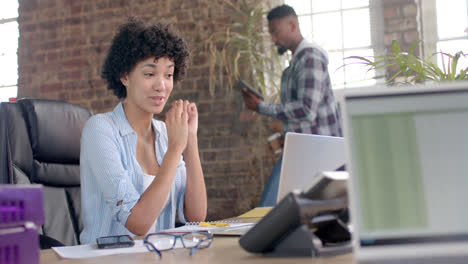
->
[17, 0, 424, 220]
[383, 0, 422, 80]
[17, 0, 277, 220]
[383, 0, 421, 52]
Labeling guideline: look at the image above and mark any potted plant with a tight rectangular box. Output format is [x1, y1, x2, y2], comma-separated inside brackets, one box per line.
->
[205, 0, 283, 101]
[343, 40, 468, 84]
[201, 0, 285, 199]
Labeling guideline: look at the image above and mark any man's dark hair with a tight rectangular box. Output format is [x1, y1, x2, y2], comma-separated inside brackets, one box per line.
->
[267, 4, 297, 22]
[101, 18, 190, 98]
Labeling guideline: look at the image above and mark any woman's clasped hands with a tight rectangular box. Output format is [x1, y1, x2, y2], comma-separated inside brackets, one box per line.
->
[165, 99, 198, 155]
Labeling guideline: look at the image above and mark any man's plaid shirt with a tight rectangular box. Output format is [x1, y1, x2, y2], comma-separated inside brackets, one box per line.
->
[258, 40, 342, 136]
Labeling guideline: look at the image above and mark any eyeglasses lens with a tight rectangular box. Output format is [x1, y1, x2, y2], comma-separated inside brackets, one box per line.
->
[182, 232, 211, 249]
[147, 234, 175, 251]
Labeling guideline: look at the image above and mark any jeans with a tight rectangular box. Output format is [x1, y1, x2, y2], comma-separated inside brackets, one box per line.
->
[258, 156, 283, 207]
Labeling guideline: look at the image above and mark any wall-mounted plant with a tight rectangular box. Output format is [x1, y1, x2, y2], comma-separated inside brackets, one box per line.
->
[205, 0, 282, 102]
[200, 0, 286, 200]
[343, 40, 468, 84]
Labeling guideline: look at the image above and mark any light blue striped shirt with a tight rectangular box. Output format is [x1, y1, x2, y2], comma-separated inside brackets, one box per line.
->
[79, 102, 186, 244]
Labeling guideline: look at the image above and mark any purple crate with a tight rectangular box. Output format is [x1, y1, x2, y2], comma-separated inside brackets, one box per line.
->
[0, 185, 43, 227]
[0, 224, 39, 264]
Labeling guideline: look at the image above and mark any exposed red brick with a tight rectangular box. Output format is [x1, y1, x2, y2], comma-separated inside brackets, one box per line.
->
[62, 59, 86, 68]
[20, 0, 37, 12]
[197, 102, 211, 113]
[203, 151, 216, 161]
[58, 70, 82, 81]
[65, 17, 82, 25]
[58, 92, 70, 101]
[39, 41, 62, 50]
[46, 52, 59, 62]
[71, 5, 82, 14]
[81, 90, 95, 99]
[16, 0, 362, 220]
[39, 20, 61, 31]
[18, 65, 37, 74]
[176, 10, 191, 21]
[403, 31, 421, 46]
[20, 24, 37, 32]
[40, 83, 63, 93]
[216, 150, 232, 161]
[382, 0, 421, 82]
[384, 6, 398, 18]
[63, 80, 88, 90]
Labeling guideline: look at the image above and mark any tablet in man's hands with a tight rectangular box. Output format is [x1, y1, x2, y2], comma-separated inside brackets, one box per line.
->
[236, 79, 264, 100]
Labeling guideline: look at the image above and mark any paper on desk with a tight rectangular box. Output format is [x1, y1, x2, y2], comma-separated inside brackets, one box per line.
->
[52, 240, 149, 259]
[54, 223, 256, 259]
[237, 207, 272, 218]
[164, 222, 255, 236]
[53, 238, 187, 259]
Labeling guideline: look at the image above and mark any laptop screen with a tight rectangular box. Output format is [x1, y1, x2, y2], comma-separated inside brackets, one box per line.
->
[344, 84, 468, 248]
[277, 133, 345, 203]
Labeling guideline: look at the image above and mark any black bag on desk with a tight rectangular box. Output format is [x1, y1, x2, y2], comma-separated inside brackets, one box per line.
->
[239, 171, 351, 257]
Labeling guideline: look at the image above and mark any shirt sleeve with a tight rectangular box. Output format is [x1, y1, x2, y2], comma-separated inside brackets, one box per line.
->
[258, 51, 329, 123]
[81, 115, 140, 226]
[157, 120, 187, 224]
[176, 161, 187, 224]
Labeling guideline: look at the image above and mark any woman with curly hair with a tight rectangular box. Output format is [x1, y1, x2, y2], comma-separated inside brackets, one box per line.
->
[79, 18, 207, 244]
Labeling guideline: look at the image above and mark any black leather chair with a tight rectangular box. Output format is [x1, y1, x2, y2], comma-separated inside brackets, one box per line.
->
[0, 99, 92, 247]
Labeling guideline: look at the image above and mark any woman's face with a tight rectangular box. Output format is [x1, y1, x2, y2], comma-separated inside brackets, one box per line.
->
[120, 56, 174, 114]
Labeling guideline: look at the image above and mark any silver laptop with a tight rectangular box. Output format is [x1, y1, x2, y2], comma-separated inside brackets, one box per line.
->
[341, 82, 468, 263]
[276, 132, 345, 203]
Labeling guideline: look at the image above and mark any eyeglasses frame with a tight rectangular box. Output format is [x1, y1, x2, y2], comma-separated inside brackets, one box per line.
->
[143, 231, 214, 258]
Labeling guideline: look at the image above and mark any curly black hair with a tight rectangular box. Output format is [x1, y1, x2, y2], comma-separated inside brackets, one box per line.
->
[267, 5, 297, 22]
[101, 18, 190, 98]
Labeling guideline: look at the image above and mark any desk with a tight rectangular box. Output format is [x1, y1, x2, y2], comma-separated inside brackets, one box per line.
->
[40, 236, 353, 264]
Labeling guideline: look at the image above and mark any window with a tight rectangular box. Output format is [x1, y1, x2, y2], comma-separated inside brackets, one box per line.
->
[284, 0, 384, 89]
[0, 0, 19, 102]
[421, 0, 468, 70]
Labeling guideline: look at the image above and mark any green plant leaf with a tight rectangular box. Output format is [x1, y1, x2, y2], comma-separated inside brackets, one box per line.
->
[408, 40, 421, 56]
[457, 68, 467, 80]
[392, 40, 402, 55]
[345, 56, 374, 64]
[450, 52, 461, 79]
[203, 0, 283, 98]
[387, 70, 403, 83]
[341, 39, 468, 84]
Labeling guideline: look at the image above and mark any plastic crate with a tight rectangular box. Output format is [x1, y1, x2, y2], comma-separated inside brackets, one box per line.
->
[0, 185, 43, 264]
[0, 185, 43, 227]
[0, 223, 39, 264]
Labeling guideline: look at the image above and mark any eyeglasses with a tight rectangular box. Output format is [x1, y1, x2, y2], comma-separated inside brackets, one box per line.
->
[143, 231, 213, 258]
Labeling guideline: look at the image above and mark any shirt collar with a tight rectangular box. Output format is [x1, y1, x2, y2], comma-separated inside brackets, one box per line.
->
[112, 102, 163, 138]
[292, 39, 309, 60]
[292, 39, 329, 63]
[112, 102, 133, 136]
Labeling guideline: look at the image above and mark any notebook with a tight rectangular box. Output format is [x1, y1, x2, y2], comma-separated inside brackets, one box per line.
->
[341, 82, 468, 263]
[276, 132, 345, 203]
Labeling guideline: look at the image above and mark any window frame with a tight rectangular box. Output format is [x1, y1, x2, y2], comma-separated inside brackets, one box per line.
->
[283, 0, 384, 89]
[421, 0, 468, 65]
[0, 8, 19, 102]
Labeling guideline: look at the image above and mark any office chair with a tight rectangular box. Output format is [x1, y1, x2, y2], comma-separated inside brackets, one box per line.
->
[0, 99, 92, 248]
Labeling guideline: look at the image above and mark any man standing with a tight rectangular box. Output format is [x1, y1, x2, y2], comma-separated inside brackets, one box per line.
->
[242, 5, 342, 206]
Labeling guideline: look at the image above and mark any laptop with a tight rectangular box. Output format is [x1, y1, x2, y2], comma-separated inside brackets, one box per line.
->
[276, 132, 345, 203]
[341, 82, 468, 263]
